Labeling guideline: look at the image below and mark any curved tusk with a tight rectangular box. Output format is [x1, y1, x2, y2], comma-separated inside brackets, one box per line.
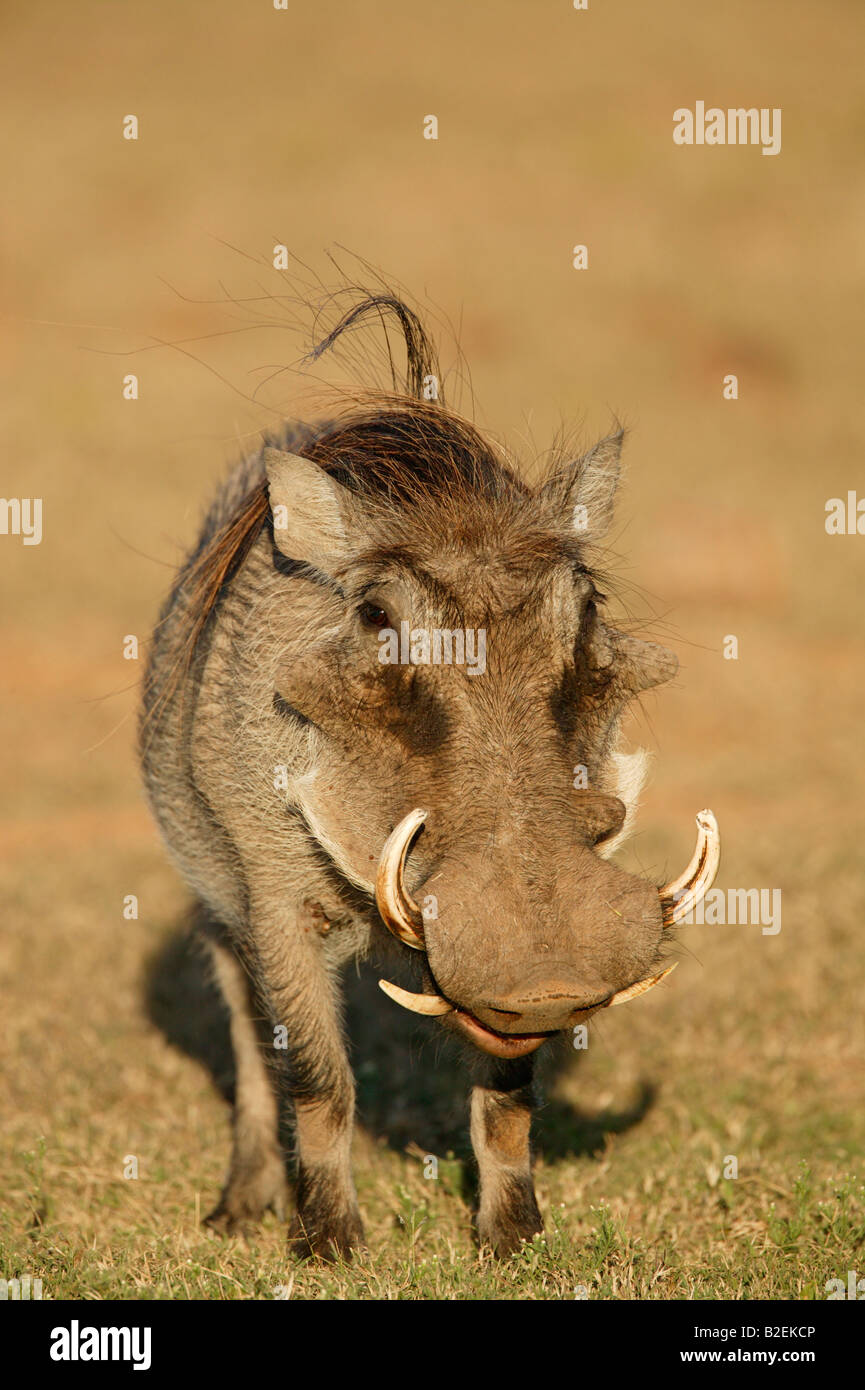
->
[379, 978, 453, 1016]
[607, 962, 678, 1007]
[375, 808, 428, 950]
[659, 809, 720, 925]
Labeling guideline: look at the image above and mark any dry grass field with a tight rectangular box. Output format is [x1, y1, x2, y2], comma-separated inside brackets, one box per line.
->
[1, 0, 863, 1299]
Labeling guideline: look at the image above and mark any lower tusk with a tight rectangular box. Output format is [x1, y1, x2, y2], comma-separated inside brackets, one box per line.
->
[378, 978, 453, 1016]
[659, 809, 720, 925]
[607, 962, 678, 1007]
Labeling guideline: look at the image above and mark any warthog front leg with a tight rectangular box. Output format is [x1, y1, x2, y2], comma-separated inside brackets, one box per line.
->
[205, 935, 288, 1233]
[470, 1055, 543, 1256]
[252, 911, 364, 1260]
[289, 1089, 363, 1260]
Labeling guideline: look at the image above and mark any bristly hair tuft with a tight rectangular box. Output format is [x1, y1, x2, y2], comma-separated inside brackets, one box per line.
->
[305, 291, 442, 403]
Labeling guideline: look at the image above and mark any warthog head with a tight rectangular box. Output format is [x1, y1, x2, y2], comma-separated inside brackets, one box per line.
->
[261, 353, 718, 1059]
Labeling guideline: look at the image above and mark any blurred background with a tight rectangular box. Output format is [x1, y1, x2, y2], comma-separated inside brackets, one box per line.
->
[1, 0, 863, 1297]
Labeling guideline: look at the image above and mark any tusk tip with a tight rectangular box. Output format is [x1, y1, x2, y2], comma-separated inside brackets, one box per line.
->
[608, 961, 678, 1008]
[378, 978, 453, 1017]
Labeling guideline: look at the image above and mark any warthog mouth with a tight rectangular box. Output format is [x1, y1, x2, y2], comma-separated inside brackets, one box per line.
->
[446, 1009, 555, 1058]
[379, 964, 680, 1058]
[373, 808, 720, 1054]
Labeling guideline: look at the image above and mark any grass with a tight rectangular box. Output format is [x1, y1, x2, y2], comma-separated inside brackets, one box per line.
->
[3, 1115, 862, 1300]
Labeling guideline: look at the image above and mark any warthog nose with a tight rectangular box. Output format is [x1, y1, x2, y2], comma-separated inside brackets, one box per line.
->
[474, 985, 608, 1035]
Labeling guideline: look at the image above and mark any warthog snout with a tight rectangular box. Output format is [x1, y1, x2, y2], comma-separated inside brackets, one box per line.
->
[376, 806, 720, 1057]
[468, 987, 608, 1033]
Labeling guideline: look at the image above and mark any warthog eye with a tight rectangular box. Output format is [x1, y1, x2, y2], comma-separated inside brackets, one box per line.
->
[359, 602, 390, 630]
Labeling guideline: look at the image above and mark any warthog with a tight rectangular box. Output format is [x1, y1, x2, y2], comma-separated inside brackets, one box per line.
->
[140, 292, 719, 1258]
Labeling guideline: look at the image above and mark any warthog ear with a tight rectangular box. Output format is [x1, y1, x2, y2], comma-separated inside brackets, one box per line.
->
[264, 447, 353, 573]
[613, 632, 679, 693]
[541, 429, 624, 539]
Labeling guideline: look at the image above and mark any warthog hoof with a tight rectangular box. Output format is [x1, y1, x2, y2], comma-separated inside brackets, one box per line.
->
[205, 1146, 288, 1236]
[288, 1207, 366, 1262]
[288, 1166, 366, 1261]
[478, 1176, 544, 1258]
